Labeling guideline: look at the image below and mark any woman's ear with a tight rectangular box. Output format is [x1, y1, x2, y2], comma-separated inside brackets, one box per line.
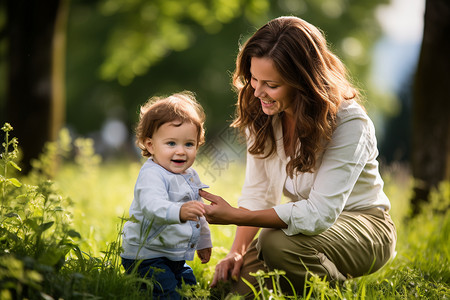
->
[144, 138, 154, 155]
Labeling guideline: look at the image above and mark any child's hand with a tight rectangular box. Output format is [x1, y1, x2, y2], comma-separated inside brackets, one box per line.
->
[180, 201, 205, 222]
[197, 248, 212, 264]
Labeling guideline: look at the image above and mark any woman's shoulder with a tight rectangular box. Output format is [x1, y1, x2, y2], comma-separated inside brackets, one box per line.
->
[336, 100, 369, 124]
[334, 100, 377, 145]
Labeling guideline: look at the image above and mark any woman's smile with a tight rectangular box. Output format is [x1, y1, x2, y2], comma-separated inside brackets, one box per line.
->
[260, 98, 276, 105]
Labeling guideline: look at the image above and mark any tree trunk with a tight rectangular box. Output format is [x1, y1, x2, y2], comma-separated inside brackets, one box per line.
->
[5, 0, 68, 173]
[411, 0, 450, 215]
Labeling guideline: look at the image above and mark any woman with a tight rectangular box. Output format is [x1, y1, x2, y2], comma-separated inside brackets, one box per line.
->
[200, 16, 397, 296]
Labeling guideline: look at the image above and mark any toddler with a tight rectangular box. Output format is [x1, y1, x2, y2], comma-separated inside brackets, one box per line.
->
[121, 91, 212, 299]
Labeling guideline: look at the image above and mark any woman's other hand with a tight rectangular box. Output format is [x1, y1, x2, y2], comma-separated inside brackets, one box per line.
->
[210, 251, 244, 287]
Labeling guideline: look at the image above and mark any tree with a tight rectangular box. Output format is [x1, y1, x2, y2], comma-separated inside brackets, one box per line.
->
[411, 0, 450, 215]
[4, 0, 69, 173]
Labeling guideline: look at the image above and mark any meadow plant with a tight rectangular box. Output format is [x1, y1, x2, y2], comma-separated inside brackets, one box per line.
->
[1, 123, 22, 214]
[0, 124, 158, 299]
[0, 124, 81, 299]
[241, 269, 297, 300]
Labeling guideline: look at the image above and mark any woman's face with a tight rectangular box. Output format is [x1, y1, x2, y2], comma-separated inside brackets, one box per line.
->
[250, 56, 296, 117]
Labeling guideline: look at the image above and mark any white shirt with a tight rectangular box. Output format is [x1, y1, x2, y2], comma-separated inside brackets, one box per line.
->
[238, 100, 390, 236]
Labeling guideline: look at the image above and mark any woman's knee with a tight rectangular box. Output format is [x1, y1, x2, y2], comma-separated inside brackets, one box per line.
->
[256, 229, 301, 267]
[257, 229, 284, 258]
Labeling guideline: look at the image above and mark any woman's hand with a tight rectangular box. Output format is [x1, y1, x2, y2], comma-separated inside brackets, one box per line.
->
[210, 251, 244, 287]
[180, 201, 205, 222]
[200, 190, 288, 228]
[199, 190, 237, 225]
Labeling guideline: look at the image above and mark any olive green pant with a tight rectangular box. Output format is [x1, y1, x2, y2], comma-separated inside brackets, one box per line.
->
[232, 208, 397, 296]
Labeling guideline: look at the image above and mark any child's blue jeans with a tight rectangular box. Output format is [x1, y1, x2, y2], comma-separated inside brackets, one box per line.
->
[122, 257, 196, 299]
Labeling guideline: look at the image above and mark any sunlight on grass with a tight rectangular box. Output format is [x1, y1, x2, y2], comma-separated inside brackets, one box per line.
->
[1, 125, 449, 299]
[56, 160, 140, 254]
[59, 155, 449, 299]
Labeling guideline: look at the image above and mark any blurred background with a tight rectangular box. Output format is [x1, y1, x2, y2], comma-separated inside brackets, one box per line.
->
[0, 0, 426, 163]
[1, 2, 449, 296]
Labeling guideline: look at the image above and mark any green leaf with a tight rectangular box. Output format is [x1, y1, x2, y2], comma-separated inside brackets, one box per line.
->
[40, 221, 55, 232]
[25, 219, 39, 231]
[5, 212, 19, 218]
[8, 177, 22, 187]
[67, 230, 81, 239]
[242, 277, 259, 297]
[9, 161, 22, 171]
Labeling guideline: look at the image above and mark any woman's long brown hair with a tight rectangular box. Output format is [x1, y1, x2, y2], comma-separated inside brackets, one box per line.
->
[231, 16, 359, 176]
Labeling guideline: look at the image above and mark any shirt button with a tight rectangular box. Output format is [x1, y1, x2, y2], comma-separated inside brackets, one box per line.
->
[196, 224, 200, 228]
[190, 178, 194, 182]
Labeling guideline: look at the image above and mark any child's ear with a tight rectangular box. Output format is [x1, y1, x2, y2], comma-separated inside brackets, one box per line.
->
[144, 138, 154, 155]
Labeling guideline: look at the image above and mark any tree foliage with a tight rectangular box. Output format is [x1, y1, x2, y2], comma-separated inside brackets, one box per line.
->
[65, 0, 389, 139]
[97, 0, 269, 85]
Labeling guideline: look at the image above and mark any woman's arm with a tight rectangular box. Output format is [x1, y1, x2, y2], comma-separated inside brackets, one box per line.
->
[200, 190, 287, 228]
[230, 226, 260, 255]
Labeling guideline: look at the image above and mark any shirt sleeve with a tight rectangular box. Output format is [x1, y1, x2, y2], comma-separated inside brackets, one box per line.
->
[197, 216, 213, 250]
[274, 115, 375, 235]
[135, 167, 182, 225]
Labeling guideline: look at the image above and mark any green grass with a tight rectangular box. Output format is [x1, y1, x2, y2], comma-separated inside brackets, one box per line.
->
[1, 124, 449, 299]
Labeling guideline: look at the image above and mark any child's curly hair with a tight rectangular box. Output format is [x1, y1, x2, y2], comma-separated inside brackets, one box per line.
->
[135, 91, 206, 158]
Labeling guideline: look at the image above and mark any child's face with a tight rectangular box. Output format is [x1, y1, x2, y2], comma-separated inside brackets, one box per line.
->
[145, 121, 198, 174]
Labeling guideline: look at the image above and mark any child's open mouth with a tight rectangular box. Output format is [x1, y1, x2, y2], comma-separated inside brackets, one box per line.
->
[172, 159, 186, 164]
